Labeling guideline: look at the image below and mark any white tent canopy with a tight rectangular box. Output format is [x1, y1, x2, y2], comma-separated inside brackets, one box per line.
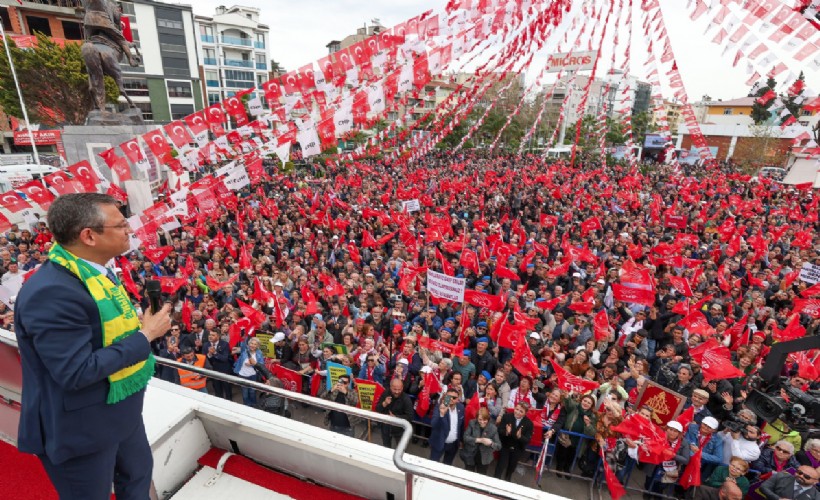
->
[783, 156, 820, 188]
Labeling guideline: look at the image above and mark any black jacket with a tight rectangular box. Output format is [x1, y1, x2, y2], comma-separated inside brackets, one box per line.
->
[497, 412, 534, 451]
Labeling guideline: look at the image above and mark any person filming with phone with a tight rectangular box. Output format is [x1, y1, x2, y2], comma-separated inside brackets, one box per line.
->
[430, 386, 465, 465]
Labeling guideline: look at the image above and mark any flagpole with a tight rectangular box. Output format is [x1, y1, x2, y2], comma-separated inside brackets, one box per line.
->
[0, 22, 40, 165]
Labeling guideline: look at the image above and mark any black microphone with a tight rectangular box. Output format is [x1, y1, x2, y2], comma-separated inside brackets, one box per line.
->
[145, 279, 162, 314]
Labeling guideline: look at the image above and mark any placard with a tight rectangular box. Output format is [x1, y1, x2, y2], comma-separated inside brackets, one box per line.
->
[635, 380, 687, 426]
[800, 262, 820, 285]
[426, 269, 466, 302]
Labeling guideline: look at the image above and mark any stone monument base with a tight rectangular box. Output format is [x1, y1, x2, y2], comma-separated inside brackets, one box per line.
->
[85, 107, 145, 126]
[62, 122, 151, 171]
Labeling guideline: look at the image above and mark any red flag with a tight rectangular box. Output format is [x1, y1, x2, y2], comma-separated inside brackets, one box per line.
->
[0, 190, 32, 213]
[496, 318, 527, 350]
[667, 276, 693, 297]
[181, 299, 192, 331]
[495, 265, 519, 281]
[601, 448, 626, 500]
[593, 309, 612, 341]
[106, 183, 128, 203]
[793, 299, 820, 318]
[17, 180, 55, 209]
[464, 392, 480, 429]
[310, 372, 323, 397]
[272, 364, 303, 393]
[512, 341, 540, 377]
[239, 244, 252, 269]
[460, 248, 480, 275]
[205, 273, 239, 292]
[463, 289, 505, 311]
[159, 276, 187, 295]
[163, 120, 193, 149]
[237, 299, 266, 327]
[347, 242, 361, 263]
[612, 283, 655, 306]
[679, 448, 703, 489]
[549, 359, 600, 393]
[67, 160, 100, 192]
[678, 311, 715, 337]
[774, 315, 806, 342]
[417, 335, 464, 357]
[676, 405, 695, 430]
[417, 371, 442, 416]
[354, 378, 385, 411]
[727, 314, 749, 351]
[701, 346, 745, 382]
[142, 245, 172, 264]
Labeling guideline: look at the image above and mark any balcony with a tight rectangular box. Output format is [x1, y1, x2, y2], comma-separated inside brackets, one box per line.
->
[203, 57, 217, 66]
[254, 41, 265, 49]
[206, 80, 220, 87]
[256, 62, 267, 70]
[201, 34, 215, 43]
[221, 35, 252, 47]
[224, 80, 254, 88]
[224, 59, 253, 68]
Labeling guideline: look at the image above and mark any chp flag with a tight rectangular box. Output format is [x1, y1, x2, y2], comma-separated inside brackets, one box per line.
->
[426, 269, 466, 303]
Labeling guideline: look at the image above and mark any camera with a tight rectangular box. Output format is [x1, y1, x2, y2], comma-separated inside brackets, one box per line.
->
[722, 414, 748, 433]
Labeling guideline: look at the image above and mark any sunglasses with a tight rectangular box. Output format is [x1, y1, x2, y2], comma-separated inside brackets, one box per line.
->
[796, 471, 816, 479]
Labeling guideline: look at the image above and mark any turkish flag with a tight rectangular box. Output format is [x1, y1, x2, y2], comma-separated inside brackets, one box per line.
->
[239, 244, 252, 269]
[677, 311, 714, 337]
[549, 359, 600, 394]
[464, 392, 480, 429]
[347, 242, 361, 264]
[99, 148, 132, 182]
[67, 160, 100, 192]
[238, 299, 266, 327]
[612, 283, 655, 306]
[45, 171, 83, 195]
[361, 229, 377, 248]
[205, 273, 239, 292]
[17, 180, 55, 209]
[701, 346, 745, 382]
[496, 318, 527, 350]
[460, 248, 480, 275]
[774, 315, 806, 342]
[184, 111, 209, 136]
[163, 120, 193, 149]
[0, 212, 11, 233]
[0, 191, 32, 214]
[143, 129, 172, 159]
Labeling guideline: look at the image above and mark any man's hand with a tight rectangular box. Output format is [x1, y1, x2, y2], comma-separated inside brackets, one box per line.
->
[506, 423, 512, 435]
[439, 403, 448, 417]
[141, 303, 172, 341]
[383, 396, 393, 408]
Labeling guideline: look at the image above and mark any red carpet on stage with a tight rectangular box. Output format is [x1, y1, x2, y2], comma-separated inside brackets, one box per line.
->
[198, 447, 366, 500]
[0, 439, 57, 500]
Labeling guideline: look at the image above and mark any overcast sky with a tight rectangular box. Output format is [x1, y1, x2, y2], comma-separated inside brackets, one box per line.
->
[181, 0, 818, 102]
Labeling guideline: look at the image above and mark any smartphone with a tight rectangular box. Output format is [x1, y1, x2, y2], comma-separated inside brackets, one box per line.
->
[442, 395, 452, 407]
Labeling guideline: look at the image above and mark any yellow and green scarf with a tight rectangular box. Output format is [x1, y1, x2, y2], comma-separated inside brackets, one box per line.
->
[49, 243, 154, 404]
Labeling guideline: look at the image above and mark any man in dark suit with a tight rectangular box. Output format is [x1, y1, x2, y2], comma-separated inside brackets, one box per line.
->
[760, 466, 820, 500]
[204, 330, 233, 400]
[495, 401, 534, 482]
[429, 386, 465, 465]
[15, 193, 172, 500]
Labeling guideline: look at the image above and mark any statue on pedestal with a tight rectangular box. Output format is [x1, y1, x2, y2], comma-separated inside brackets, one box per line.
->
[81, 0, 142, 121]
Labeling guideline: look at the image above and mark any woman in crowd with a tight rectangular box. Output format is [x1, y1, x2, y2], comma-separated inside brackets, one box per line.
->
[553, 393, 597, 479]
[462, 407, 502, 475]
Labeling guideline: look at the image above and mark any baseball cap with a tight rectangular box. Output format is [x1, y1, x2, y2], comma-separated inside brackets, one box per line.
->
[462, 349, 471, 357]
[480, 370, 492, 380]
[666, 421, 683, 432]
[477, 336, 489, 343]
[702, 416, 719, 430]
[529, 332, 540, 339]
[272, 332, 286, 343]
[476, 321, 488, 328]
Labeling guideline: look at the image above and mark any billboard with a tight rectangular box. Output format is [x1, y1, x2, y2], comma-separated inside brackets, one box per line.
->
[545, 51, 597, 72]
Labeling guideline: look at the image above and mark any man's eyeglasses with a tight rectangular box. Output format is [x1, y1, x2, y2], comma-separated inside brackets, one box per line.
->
[774, 446, 791, 453]
[171, 327, 180, 331]
[92, 221, 130, 231]
[796, 470, 817, 479]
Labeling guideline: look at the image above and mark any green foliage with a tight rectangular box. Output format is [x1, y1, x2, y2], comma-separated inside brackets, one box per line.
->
[630, 111, 655, 147]
[0, 34, 119, 126]
[749, 75, 777, 125]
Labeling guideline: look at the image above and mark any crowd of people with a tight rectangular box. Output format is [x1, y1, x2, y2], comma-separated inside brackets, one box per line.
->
[2, 150, 819, 498]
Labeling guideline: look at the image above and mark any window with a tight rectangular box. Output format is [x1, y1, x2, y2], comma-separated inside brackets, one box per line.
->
[0, 8, 11, 32]
[224, 70, 254, 81]
[170, 104, 194, 120]
[802, 110, 813, 116]
[120, 2, 136, 16]
[157, 18, 183, 30]
[26, 16, 52, 36]
[723, 109, 732, 115]
[61, 21, 83, 40]
[208, 92, 221, 105]
[134, 102, 153, 122]
[200, 25, 213, 36]
[167, 81, 192, 98]
[122, 78, 149, 96]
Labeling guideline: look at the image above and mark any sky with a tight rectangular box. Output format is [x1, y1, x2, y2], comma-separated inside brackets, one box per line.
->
[179, 0, 818, 102]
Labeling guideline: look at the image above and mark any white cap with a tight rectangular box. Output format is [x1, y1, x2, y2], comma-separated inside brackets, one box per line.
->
[274, 281, 284, 287]
[397, 358, 409, 365]
[572, 272, 581, 278]
[529, 332, 540, 339]
[596, 279, 606, 284]
[666, 421, 683, 432]
[702, 416, 719, 430]
[271, 332, 286, 343]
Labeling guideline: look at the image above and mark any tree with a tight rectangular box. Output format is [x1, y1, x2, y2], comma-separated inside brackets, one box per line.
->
[0, 34, 118, 126]
[270, 59, 285, 77]
[630, 111, 655, 147]
[605, 117, 628, 146]
[749, 74, 777, 125]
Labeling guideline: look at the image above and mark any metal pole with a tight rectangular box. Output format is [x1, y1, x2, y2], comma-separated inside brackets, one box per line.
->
[0, 22, 41, 165]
